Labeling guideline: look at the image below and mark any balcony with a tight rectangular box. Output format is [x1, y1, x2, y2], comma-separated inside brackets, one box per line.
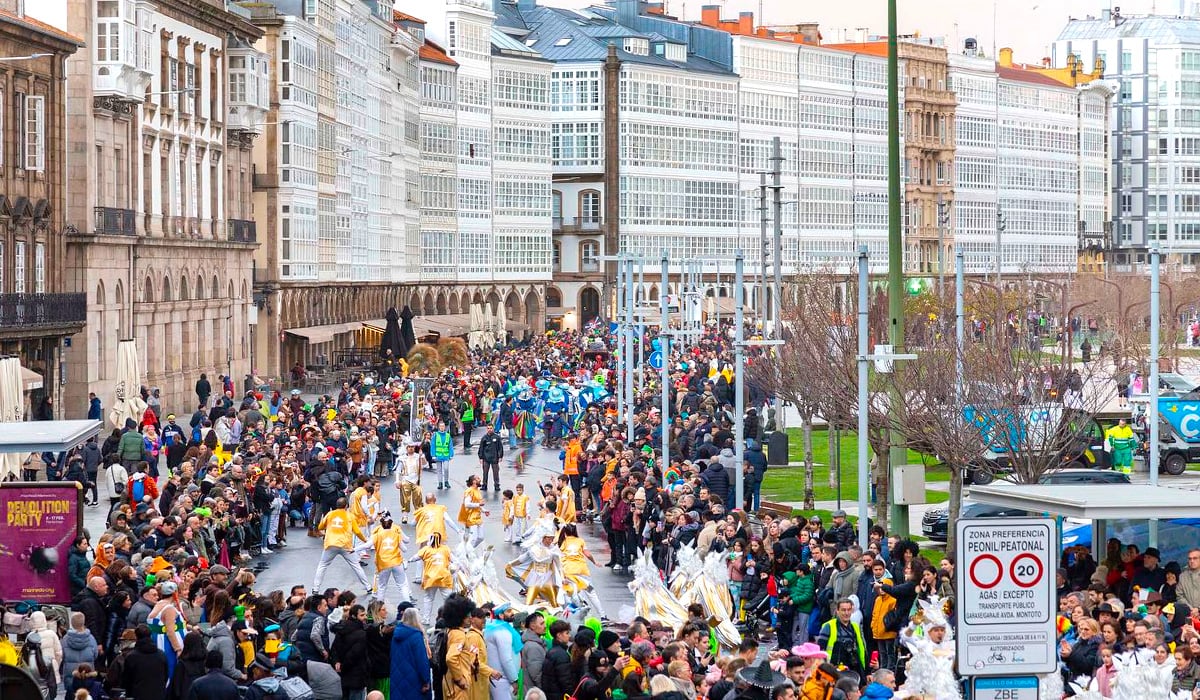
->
[94, 207, 137, 236]
[253, 172, 278, 190]
[555, 216, 603, 233]
[229, 219, 257, 243]
[0, 293, 87, 330]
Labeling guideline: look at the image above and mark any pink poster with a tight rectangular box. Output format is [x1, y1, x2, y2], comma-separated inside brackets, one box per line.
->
[0, 483, 83, 604]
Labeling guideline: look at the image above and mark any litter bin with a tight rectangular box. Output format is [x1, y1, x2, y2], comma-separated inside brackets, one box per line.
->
[766, 430, 789, 467]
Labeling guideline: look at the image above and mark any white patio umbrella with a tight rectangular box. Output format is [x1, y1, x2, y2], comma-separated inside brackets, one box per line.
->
[109, 339, 148, 429]
[0, 357, 23, 480]
[496, 302, 509, 344]
[482, 303, 497, 347]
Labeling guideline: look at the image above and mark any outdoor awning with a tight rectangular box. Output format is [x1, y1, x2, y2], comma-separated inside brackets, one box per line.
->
[363, 313, 529, 338]
[547, 307, 577, 318]
[967, 483, 1200, 520]
[19, 365, 42, 391]
[362, 319, 386, 333]
[0, 419, 103, 454]
[284, 322, 363, 344]
[708, 298, 751, 315]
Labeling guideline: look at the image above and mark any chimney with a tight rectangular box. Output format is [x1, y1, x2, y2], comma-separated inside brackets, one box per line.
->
[700, 5, 719, 27]
[616, 0, 636, 24]
[999, 47, 1013, 67]
[517, 0, 535, 10]
[738, 11, 753, 35]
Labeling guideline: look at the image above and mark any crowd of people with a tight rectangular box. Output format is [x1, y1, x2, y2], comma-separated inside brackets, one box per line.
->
[1, 322, 1198, 700]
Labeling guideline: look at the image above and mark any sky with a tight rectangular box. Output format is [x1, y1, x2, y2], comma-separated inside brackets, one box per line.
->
[23, 0, 1192, 67]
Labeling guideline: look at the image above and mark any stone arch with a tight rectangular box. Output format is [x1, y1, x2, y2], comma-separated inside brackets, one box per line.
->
[486, 290, 501, 306]
[228, 280, 235, 300]
[241, 280, 249, 300]
[436, 292, 447, 316]
[95, 279, 106, 305]
[162, 275, 172, 302]
[211, 275, 219, 300]
[423, 291, 435, 316]
[115, 279, 124, 306]
[195, 274, 204, 300]
[179, 276, 189, 301]
[648, 285, 658, 301]
[143, 275, 155, 303]
[524, 290, 540, 331]
[473, 291, 484, 304]
[505, 290, 522, 322]
[545, 286, 562, 308]
[579, 286, 601, 325]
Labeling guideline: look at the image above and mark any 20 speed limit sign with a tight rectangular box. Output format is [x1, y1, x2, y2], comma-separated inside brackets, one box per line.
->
[956, 518, 1057, 676]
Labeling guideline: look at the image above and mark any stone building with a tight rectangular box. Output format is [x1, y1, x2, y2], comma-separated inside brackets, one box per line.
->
[62, 0, 267, 419]
[0, 0, 86, 418]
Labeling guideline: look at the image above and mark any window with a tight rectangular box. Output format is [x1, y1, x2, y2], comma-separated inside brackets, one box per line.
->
[96, 0, 120, 62]
[551, 191, 562, 222]
[546, 288, 562, 307]
[0, 242, 4, 293]
[1121, 51, 1132, 72]
[24, 96, 43, 171]
[580, 240, 599, 271]
[33, 243, 44, 293]
[13, 241, 25, 293]
[552, 241, 561, 271]
[580, 190, 601, 224]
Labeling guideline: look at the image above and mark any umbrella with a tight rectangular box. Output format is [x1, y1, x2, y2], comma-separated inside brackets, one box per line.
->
[496, 302, 508, 344]
[0, 357, 24, 480]
[398, 305, 417, 358]
[379, 307, 403, 359]
[109, 339, 148, 429]
[469, 303, 483, 332]
[482, 303, 497, 347]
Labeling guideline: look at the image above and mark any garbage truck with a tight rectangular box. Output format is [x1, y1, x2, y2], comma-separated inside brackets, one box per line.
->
[962, 403, 1109, 484]
[1132, 393, 1200, 476]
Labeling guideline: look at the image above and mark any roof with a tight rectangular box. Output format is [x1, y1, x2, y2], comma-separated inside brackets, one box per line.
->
[514, 5, 734, 74]
[1057, 15, 1200, 45]
[420, 39, 457, 67]
[0, 420, 103, 454]
[821, 41, 890, 57]
[393, 10, 426, 25]
[491, 26, 547, 60]
[967, 483, 1200, 520]
[0, 8, 85, 47]
[996, 64, 1072, 88]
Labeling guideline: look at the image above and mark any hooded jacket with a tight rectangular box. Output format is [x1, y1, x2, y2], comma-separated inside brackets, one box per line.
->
[28, 611, 62, 677]
[389, 623, 432, 700]
[61, 628, 98, 682]
[520, 627, 547, 693]
[122, 636, 169, 700]
[330, 617, 370, 689]
[829, 553, 864, 608]
[700, 459, 730, 499]
[205, 621, 245, 681]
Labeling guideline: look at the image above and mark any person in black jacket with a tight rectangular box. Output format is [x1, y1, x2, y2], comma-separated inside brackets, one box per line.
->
[330, 604, 370, 698]
[477, 424, 505, 492]
[364, 600, 393, 693]
[166, 631, 207, 700]
[121, 624, 168, 700]
[73, 577, 109, 660]
[187, 650, 241, 700]
[576, 649, 627, 700]
[877, 561, 923, 634]
[542, 619, 577, 700]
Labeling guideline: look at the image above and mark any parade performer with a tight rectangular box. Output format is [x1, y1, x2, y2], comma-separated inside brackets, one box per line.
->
[395, 441, 426, 523]
[314, 497, 371, 592]
[458, 475, 488, 547]
[510, 483, 530, 543]
[897, 596, 961, 700]
[368, 511, 412, 602]
[432, 420, 454, 490]
[504, 522, 564, 607]
[1106, 418, 1136, 474]
[414, 492, 461, 546]
[453, 542, 519, 608]
[501, 490, 516, 544]
[348, 477, 380, 562]
[555, 473, 577, 523]
[557, 523, 608, 620]
[408, 532, 455, 623]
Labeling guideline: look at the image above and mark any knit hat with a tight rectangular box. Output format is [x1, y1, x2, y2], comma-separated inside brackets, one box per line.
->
[598, 630, 620, 650]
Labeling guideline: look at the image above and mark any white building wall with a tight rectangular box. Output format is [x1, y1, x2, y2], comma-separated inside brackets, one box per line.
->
[418, 59, 459, 281]
[949, 53, 1000, 274]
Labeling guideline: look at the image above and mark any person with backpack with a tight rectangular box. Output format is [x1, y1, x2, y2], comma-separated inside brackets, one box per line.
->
[126, 462, 159, 505]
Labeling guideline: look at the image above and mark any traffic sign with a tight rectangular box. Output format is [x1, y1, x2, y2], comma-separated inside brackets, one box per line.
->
[956, 518, 1057, 677]
[973, 676, 1039, 700]
[648, 351, 663, 370]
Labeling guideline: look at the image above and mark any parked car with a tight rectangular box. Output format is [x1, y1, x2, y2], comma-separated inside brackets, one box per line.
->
[921, 469, 1131, 541]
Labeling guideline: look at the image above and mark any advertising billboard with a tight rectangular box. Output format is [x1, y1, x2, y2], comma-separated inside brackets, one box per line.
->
[0, 482, 84, 604]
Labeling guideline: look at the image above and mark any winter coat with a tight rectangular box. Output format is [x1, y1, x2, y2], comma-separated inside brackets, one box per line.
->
[186, 669, 241, 700]
[305, 660, 344, 700]
[117, 430, 146, 462]
[330, 617, 370, 690]
[1178, 568, 1200, 609]
[520, 628, 547, 693]
[166, 656, 206, 700]
[1064, 636, 1101, 680]
[366, 623, 392, 681]
[28, 611, 62, 679]
[700, 460, 730, 499]
[72, 589, 108, 654]
[61, 629, 98, 682]
[744, 441, 768, 482]
[829, 553, 864, 607]
[205, 621, 245, 681]
[82, 442, 103, 473]
[390, 623, 432, 700]
[121, 636, 168, 700]
[478, 432, 505, 464]
[69, 548, 91, 596]
[541, 640, 576, 700]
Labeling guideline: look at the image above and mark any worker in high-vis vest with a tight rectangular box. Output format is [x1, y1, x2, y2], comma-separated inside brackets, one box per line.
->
[459, 395, 475, 452]
[314, 497, 370, 592]
[817, 598, 866, 677]
[368, 511, 411, 600]
[408, 531, 454, 624]
[431, 421, 454, 491]
[457, 475, 488, 547]
[1106, 418, 1136, 474]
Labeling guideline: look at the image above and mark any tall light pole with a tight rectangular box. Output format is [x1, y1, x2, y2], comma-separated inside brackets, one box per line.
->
[886, 0, 909, 533]
[661, 251, 671, 476]
[856, 245, 870, 549]
[1150, 245, 1161, 488]
[734, 252, 746, 509]
[771, 137, 784, 340]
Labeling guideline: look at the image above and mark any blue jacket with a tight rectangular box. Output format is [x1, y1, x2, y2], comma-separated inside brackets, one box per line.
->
[390, 623, 432, 700]
[88, 398, 103, 421]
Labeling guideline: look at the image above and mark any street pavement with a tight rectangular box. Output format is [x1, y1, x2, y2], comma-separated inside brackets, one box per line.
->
[81, 441, 635, 617]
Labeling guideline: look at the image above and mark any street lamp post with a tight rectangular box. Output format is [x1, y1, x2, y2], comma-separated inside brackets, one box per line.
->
[886, 0, 910, 533]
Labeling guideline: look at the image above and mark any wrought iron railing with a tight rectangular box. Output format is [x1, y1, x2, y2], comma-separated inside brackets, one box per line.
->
[93, 207, 137, 235]
[0, 293, 87, 328]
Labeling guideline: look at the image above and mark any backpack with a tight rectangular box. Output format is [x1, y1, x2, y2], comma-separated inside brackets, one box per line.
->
[316, 471, 343, 504]
[429, 627, 449, 675]
[279, 675, 315, 700]
[130, 477, 146, 504]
